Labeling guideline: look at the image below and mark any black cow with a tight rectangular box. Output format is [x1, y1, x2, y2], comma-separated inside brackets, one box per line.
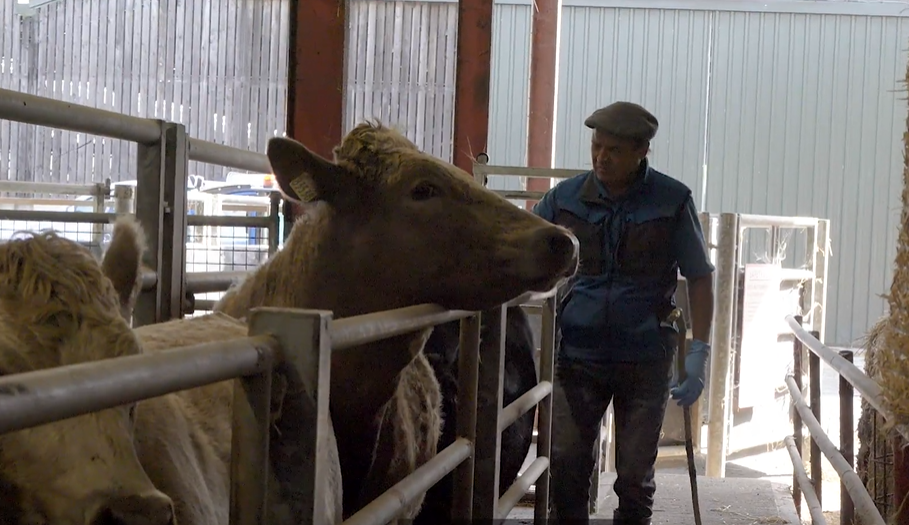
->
[414, 305, 539, 523]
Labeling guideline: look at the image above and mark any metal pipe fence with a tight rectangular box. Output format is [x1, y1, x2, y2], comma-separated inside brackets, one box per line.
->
[0, 87, 286, 324]
[1, 87, 565, 524]
[0, 285, 562, 525]
[784, 314, 908, 525]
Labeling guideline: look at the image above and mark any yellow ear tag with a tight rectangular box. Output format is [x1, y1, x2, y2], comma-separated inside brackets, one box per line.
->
[289, 175, 319, 203]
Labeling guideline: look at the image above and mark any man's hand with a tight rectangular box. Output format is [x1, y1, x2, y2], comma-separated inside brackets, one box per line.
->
[670, 339, 710, 407]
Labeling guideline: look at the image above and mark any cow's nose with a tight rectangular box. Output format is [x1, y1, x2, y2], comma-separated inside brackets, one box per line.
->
[538, 226, 579, 266]
[90, 492, 175, 525]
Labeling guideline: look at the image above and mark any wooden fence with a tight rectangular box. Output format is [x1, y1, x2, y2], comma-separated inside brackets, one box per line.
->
[0, 0, 291, 185]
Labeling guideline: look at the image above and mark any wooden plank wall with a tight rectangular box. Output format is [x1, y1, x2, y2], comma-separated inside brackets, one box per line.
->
[0, 0, 291, 186]
[345, 0, 459, 163]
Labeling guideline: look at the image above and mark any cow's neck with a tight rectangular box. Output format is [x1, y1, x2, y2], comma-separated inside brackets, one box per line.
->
[218, 212, 425, 446]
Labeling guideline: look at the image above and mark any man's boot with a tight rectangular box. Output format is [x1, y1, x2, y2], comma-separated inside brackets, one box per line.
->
[612, 509, 653, 525]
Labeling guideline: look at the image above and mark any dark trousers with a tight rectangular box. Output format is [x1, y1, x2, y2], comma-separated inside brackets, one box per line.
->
[548, 353, 674, 524]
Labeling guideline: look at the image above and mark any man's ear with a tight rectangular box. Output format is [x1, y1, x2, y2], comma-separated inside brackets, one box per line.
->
[267, 137, 354, 204]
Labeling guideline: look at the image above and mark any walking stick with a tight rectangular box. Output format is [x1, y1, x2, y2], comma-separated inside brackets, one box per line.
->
[673, 309, 704, 525]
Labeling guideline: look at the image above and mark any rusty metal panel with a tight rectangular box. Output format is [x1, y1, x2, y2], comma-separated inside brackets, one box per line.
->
[0, 0, 291, 184]
[705, 9, 909, 346]
[553, 5, 713, 198]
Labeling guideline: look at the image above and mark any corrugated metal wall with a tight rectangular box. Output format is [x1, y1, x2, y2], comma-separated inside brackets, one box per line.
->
[703, 6, 909, 346]
[554, 5, 713, 198]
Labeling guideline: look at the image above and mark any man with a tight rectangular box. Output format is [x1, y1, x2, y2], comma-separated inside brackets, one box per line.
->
[532, 101, 715, 525]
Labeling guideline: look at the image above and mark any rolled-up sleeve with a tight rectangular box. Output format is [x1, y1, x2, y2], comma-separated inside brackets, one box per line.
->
[673, 196, 715, 279]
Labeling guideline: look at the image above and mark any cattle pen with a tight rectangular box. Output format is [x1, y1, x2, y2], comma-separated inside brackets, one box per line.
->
[2, 82, 909, 524]
[0, 86, 564, 524]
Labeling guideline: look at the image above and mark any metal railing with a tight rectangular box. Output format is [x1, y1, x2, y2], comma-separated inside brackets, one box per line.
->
[0, 284, 561, 525]
[0, 87, 286, 325]
[784, 314, 909, 525]
[1, 87, 563, 523]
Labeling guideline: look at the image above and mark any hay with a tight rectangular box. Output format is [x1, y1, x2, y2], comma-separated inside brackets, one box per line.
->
[876, 40, 909, 435]
[855, 318, 894, 525]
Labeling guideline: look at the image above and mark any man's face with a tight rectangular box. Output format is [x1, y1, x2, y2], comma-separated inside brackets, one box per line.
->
[590, 130, 648, 186]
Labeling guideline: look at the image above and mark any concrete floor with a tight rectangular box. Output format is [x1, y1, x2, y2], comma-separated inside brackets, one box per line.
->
[504, 353, 866, 524]
[505, 470, 800, 524]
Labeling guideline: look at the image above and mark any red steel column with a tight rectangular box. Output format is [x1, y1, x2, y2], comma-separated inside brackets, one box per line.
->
[452, 0, 494, 174]
[285, 0, 347, 218]
[524, 0, 562, 210]
[286, 0, 346, 159]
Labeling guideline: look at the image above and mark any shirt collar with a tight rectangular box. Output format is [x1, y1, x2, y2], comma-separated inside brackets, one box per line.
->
[580, 158, 651, 205]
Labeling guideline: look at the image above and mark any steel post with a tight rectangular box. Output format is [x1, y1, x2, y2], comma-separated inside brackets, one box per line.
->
[705, 212, 738, 478]
[840, 350, 855, 525]
[245, 307, 334, 524]
[472, 306, 507, 520]
[452, 313, 482, 521]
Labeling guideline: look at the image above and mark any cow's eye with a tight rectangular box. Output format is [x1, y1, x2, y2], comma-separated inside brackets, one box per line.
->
[411, 182, 439, 201]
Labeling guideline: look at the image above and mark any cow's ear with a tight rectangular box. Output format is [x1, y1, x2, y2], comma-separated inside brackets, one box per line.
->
[267, 137, 353, 204]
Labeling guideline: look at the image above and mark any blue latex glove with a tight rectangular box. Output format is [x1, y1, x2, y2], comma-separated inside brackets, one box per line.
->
[670, 339, 710, 407]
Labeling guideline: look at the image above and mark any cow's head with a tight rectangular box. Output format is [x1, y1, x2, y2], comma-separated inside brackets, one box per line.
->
[0, 230, 174, 525]
[268, 122, 579, 312]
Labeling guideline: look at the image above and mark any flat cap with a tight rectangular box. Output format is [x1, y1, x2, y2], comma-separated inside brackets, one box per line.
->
[584, 101, 659, 141]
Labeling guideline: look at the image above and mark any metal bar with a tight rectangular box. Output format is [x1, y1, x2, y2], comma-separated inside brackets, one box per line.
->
[228, 366, 274, 525]
[809, 335, 823, 506]
[452, 314, 482, 522]
[495, 190, 547, 200]
[737, 214, 819, 229]
[535, 294, 557, 523]
[162, 124, 188, 320]
[187, 138, 272, 173]
[813, 219, 831, 343]
[499, 381, 553, 432]
[706, 212, 739, 478]
[472, 164, 582, 180]
[504, 285, 560, 307]
[894, 434, 909, 525]
[0, 180, 103, 196]
[793, 315, 804, 517]
[268, 192, 282, 255]
[0, 335, 277, 435]
[0, 209, 118, 224]
[784, 375, 887, 525]
[341, 438, 472, 525]
[330, 305, 475, 351]
[186, 215, 273, 228]
[840, 350, 855, 525]
[185, 271, 250, 294]
[134, 122, 183, 326]
[194, 299, 218, 311]
[784, 315, 909, 441]
[784, 435, 827, 525]
[247, 307, 334, 524]
[473, 306, 506, 519]
[497, 456, 550, 519]
[0, 87, 161, 143]
[140, 270, 158, 292]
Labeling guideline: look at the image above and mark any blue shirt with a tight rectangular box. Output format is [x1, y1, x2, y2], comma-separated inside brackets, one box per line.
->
[532, 159, 714, 363]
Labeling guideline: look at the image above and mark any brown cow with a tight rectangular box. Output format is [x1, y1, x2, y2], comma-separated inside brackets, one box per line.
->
[0, 218, 344, 525]
[214, 121, 579, 520]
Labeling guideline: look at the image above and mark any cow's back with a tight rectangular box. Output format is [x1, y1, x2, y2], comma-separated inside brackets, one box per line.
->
[133, 312, 344, 525]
